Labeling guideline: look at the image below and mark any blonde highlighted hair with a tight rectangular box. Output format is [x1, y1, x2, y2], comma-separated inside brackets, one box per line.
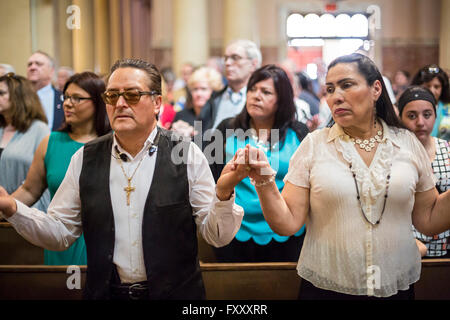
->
[187, 67, 224, 92]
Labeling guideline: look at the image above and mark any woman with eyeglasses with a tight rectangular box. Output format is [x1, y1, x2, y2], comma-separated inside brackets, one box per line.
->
[398, 86, 450, 259]
[0, 73, 50, 217]
[411, 65, 450, 141]
[12, 72, 111, 265]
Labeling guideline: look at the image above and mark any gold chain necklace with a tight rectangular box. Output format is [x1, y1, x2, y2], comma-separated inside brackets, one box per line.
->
[114, 130, 161, 206]
[117, 152, 145, 206]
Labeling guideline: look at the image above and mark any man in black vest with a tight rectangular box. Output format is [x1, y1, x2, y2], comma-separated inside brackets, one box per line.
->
[0, 59, 247, 300]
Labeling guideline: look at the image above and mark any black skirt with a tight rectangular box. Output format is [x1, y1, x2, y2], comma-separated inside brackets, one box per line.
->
[298, 277, 415, 300]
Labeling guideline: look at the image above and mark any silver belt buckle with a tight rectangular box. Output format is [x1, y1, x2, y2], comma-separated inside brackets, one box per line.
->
[128, 283, 147, 300]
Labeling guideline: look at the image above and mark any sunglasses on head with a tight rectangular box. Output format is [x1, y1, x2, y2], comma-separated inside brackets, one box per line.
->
[0, 72, 20, 82]
[102, 89, 158, 105]
[422, 65, 440, 75]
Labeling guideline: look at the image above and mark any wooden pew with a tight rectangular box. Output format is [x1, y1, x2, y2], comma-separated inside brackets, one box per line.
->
[0, 223, 211, 265]
[0, 259, 449, 300]
[0, 222, 43, 264]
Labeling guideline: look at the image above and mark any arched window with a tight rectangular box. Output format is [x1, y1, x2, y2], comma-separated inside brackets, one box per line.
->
[286, 12, 369, 39]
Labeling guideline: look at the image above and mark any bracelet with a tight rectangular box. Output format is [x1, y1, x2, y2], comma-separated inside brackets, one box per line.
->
[250, 173, 276, 187]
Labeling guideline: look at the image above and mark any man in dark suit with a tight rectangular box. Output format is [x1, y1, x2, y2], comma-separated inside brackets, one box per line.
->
[27, 51, 64, 131]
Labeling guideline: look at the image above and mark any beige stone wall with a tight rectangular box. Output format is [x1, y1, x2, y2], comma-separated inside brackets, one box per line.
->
[0, 0, 32, 76]
[0, 0, 447, 77]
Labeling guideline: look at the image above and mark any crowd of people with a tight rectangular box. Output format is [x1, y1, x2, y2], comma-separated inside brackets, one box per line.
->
[0, 39, 449, 300]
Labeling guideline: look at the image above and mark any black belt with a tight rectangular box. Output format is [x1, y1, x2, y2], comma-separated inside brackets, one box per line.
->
[109, 266, 149, 300]
[110, 281, 149, 300]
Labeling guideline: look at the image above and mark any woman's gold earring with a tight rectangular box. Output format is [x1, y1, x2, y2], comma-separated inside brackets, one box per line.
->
[374, 107, 377, 128]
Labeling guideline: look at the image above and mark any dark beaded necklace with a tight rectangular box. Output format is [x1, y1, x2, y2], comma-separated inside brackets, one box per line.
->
[349, 164, 391, 226]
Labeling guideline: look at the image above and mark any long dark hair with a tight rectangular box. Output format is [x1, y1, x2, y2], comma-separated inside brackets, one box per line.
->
[61, 72, 111, 136]
[232, 64, 297, 143]
[410, 64, 450, 104]
[327, 53, 403, 129]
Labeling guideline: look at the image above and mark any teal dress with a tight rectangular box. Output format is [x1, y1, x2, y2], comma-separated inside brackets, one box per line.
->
[43, 131, 87, 265]
[225, 128, 306, 244]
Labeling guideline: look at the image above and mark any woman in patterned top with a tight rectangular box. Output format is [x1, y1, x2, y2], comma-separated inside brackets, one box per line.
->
[398, 86, 450, 258]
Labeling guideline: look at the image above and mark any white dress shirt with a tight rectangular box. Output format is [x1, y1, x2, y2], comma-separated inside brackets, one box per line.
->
[37, 84, 54, 130]
[7, 127, 244, 283]
[212, 86, 247, 129]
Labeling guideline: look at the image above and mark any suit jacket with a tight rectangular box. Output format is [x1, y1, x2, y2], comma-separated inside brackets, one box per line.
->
[198, 86, 228, 133]
[51, 87, 65, 131]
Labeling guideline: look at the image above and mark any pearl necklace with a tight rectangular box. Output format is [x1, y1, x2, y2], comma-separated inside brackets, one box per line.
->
[347, 129, 383, 152]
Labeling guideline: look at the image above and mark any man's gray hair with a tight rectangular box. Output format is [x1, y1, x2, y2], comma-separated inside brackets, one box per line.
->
[228, 39, 262, 68]
[58, 66, 75, 76]
[33, 50, 56, 69]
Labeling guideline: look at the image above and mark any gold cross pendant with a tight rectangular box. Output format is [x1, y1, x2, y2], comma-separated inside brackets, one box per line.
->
[124, 178, 135, 206]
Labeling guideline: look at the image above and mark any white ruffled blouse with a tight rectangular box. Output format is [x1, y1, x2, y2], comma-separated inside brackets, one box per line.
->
[284, 119, 436, 297]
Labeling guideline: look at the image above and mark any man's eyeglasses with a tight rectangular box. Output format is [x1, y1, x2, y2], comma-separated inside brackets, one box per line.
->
[102, 89, 158, 105]
[63, 95, 92, 105]
[222, 54, 249, 63]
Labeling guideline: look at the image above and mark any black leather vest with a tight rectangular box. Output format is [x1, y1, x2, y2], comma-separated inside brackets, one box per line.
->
[79, 128, 205, 299]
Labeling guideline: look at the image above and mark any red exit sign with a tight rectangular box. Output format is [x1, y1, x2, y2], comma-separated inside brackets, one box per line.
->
[325, 3, 337, 12]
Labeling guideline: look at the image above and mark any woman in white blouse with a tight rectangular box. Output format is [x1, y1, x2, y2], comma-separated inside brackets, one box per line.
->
[238, 53, 450, 300]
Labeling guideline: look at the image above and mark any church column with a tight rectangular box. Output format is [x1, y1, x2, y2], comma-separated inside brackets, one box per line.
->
[54, 0, 73, 68]
[109, 0, 123, 63]
[94, 0, 110, 74]
[172, 0, 208, 75]
[439, 0, 450, 69]
[33, 0, 55, 58]
[121, 0, 133, 58]
[72, 0, 95, 72]
[0, 0, 32, 75]
[223, 0, 256, 48]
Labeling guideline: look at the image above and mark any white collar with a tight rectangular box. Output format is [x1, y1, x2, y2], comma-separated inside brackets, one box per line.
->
[37, 83, 52, 94]
[113, 126, 158, 160]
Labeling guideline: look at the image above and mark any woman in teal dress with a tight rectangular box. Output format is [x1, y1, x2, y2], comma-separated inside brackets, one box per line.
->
[13, 72, 111, 265]
[209, 65, 309, 262]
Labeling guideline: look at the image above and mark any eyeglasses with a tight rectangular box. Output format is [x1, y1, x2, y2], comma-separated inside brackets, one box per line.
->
[222, 54, 249, 63]
[101, 89, 158, 105]
[63, 95, 92, 105]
